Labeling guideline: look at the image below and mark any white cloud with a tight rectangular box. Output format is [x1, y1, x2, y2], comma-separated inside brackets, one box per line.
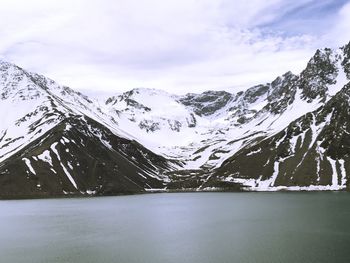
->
[322, 2, 350, 47]
[0, 0, 348, 94]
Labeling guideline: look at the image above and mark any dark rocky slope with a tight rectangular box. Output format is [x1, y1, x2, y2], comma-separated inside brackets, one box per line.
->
[0, 116, 178, 198]
[212, 83, 350, 190]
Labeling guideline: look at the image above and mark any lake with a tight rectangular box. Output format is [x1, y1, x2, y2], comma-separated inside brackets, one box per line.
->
[1, 192, 350, 263]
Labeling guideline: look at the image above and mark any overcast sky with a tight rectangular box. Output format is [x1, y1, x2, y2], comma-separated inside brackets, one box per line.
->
[1, 0, 350, 95]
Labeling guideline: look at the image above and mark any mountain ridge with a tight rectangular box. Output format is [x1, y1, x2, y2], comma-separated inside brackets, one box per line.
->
[0, 42, 350, 197]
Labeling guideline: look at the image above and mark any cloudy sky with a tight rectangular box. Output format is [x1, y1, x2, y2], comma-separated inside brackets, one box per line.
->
[1, 0, 350, 94]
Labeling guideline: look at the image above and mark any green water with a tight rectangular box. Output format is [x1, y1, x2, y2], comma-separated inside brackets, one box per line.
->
[1, 192, 350, 263]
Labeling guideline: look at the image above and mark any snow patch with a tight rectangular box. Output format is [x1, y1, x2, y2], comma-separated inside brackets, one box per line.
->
[22, 158, 36, 175]
[37, 150, 53, 166]
[50, 142, 78, 189]
[246, 148, 261, 156]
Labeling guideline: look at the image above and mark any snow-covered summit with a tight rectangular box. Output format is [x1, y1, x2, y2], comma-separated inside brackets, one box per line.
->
[99, 45, 350, 170]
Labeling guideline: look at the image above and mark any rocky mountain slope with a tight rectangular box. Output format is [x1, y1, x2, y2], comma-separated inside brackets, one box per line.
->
[213, 83, 350, 191]
[0, 42, 350, 197]
[0, 62, 179, 198]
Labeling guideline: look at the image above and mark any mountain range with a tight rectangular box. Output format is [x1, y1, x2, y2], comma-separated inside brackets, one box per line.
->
[0, 42, 349, 198]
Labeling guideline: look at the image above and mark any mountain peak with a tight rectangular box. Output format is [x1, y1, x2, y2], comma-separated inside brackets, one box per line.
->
[0, 60, 46, 102]
[299, 46, 346, 102]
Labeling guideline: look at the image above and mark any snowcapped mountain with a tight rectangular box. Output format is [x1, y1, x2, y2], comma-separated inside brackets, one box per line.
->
[102, 46, 348, 172]
[0, 42, 350, 197]
[0, 62, 179, 198]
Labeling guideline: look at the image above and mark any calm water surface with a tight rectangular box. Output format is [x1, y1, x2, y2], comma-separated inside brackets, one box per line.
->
[1, 192, 350, 263]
